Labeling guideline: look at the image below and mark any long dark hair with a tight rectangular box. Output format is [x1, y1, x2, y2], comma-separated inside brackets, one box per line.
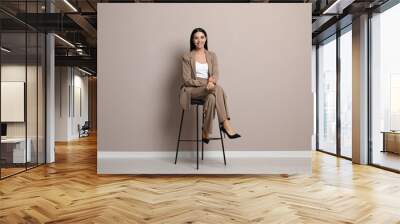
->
[190, 28, 208, 51]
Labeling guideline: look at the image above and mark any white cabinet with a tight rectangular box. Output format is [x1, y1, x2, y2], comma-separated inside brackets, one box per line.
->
[1, 138, 32, 163]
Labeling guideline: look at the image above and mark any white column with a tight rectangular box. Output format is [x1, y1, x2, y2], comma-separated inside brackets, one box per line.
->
[352, 14, 369, 164]
[46, 32, 55, 163]
[45, 0, 56, 163]
[55, 67, 74, 141]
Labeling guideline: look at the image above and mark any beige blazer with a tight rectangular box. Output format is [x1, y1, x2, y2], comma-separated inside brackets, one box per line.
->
[179, 49, 219, 110]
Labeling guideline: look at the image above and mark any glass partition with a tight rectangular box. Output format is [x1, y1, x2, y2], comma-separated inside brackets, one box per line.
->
[27, 30, 38, 169]
[0, 31, 28, 177]
[0, 1, 46, 179]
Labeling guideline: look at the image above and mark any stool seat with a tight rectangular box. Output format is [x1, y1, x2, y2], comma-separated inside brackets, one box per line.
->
[191, 99, 205, 105]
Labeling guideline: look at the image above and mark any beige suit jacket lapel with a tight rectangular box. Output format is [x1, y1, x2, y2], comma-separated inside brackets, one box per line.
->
[190, 51, 196, 77]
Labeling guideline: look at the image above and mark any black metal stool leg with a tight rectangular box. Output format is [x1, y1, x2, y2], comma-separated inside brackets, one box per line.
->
[175, 110, 185, 164]
[196, 105, 199, 170]
[219, 126, 226, 166]
[201, 106, 204, 160]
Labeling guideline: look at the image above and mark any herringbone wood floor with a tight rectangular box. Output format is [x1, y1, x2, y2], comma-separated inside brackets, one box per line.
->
[1, 134, 400, 224]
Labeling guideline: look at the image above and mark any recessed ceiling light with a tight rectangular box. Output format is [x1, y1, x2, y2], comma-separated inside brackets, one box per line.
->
[63, 0, 78, 12]
[322, 0, 354, 15]
[1, 47, 11, 53]
[78, 67, 93, 76]
[54, 34, 75, 48]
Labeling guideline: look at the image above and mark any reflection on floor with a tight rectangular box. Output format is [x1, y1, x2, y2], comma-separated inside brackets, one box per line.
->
[0, 163, 39, 178]
[373, 150, 400, 171]
[0, 167, 25, 178]
[341, 148, 352, 158]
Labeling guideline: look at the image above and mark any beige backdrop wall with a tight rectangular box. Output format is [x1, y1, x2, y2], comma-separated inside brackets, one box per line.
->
[98, 3, 312, 173]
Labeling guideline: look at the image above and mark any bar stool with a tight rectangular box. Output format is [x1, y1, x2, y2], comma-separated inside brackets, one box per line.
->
[174, 98, 226, 169]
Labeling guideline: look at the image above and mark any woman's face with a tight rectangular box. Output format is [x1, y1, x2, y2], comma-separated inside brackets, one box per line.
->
[192, 32, 206, 50]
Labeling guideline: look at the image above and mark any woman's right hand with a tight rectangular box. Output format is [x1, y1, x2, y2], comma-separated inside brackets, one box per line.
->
[208, 76, 217, 84]
[206, 81, 215, 90]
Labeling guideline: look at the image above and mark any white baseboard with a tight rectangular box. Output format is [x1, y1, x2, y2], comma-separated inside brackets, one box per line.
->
[97, 150, 311, 174]
[98, 150, 311, 158]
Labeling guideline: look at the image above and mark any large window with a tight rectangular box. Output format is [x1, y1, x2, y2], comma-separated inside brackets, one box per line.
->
[317, 36, 337, 154]
[317, 25, 353, 159]
[340, 27, 352, 158]
[371, 3, 400, 171]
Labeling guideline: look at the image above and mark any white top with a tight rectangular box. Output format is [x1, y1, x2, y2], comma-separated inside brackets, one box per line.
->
[195, 61, 209, 79]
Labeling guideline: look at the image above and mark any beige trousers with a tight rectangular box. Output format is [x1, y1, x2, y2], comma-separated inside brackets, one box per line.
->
[185, 80, 230, 134]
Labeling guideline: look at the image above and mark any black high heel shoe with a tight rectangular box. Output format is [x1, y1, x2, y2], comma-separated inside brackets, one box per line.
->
[220, 126, 241, 139]
[202, 137, 210, 144]
[202, 128, 210, 144]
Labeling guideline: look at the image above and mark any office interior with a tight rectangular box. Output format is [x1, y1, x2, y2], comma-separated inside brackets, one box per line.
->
[0, 0, 400, 222]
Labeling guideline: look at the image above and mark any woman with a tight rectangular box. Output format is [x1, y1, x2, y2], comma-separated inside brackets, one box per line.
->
[180, 27, 241, 143]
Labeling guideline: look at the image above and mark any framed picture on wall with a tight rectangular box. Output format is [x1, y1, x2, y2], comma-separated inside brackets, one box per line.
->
[1, 81, 25, 122]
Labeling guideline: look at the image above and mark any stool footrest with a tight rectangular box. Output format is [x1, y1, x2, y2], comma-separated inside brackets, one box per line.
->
[179, 140, 202, 142]
[208, 137, 223, 140]
[179, 137, 223, 142]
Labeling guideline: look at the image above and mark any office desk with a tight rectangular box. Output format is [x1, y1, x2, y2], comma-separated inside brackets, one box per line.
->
[382, 131, 400, 154]
[1, 138, 32, 163]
